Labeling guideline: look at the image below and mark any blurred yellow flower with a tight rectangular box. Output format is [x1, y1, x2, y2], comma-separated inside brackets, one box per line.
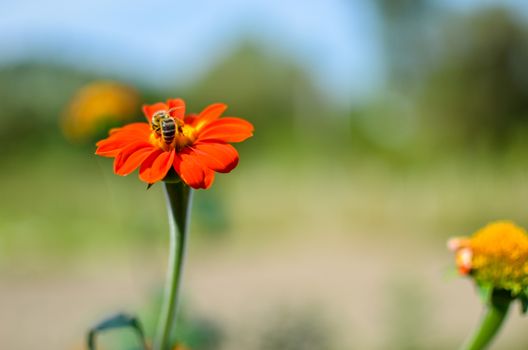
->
[62, 80, 139, 141]
[448, 221, 528, 295]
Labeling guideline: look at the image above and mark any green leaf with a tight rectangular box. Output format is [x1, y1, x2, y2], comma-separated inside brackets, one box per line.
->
[87, 313, 148, 350]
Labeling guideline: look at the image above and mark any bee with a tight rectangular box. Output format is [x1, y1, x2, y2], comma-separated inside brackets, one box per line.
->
[151, 111, 178, 145]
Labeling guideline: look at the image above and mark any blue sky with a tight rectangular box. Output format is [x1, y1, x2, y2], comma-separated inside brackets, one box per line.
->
[0, 0, 382, 104]
[0, 0, 527, 105]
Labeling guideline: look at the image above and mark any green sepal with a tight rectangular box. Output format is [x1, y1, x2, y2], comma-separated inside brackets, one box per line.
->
[163, 168, 182, 184]
[476, 283, 493, 304]
[87, 313, 148, 350]
[519, 289, 528, 314]
[519, 297, 528, 314]
[146, 169, 182, 190]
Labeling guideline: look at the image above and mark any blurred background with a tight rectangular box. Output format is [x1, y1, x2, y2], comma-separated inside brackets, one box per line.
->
[2, 0, 528, 349]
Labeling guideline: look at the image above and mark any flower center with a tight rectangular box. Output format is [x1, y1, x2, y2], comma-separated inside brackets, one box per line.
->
[149, 113, 196, 151]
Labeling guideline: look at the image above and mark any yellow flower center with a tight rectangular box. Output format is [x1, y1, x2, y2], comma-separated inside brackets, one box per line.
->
[149, 117, 197, 152]
[465, 221, 528, 294]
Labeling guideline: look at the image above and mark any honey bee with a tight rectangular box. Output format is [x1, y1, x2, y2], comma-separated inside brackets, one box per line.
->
[151, 111, 177, 145]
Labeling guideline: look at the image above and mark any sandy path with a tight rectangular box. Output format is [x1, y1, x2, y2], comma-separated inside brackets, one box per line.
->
[2, 232, 527, 350]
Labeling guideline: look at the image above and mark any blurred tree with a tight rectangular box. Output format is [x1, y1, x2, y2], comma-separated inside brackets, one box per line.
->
[375, 0, 441, 92]
[182, 41, 335, 153]
[0, 63, 93, 152]
[419, 8, 528, 150]
[0, 62, 164, 155]
[344, 0, 442, 163]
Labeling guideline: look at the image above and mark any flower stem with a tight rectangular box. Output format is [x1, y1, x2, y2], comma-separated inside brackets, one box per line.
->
[154, 181, 193, 350]
[461, 290, 512, 350]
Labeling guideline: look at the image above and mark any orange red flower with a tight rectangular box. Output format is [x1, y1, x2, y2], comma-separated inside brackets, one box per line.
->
[63, 81, 139, 141]
[95, 98, 253, 189]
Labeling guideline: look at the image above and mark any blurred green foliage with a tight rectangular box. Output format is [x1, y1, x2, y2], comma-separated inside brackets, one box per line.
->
[1, 3, 528, 264]
[2, 4, 528, 350]
[3, 5, 528, 162]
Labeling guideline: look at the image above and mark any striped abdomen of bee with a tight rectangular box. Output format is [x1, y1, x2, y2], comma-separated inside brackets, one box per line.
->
[160, 117, 176, 145]
[151, 111, 177, 145]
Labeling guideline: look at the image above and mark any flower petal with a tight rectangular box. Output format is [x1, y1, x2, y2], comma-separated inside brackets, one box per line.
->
[202, 168, 215, 189]
[183, 114, 198, 126]
[114, 142, 157, 176]
[109, 123, 150, 137]
[197, 117, 254, 143]
[142, 102, 168, 121]
[167, 98, 186, 120]
[96, 138, 131, 157]
[173, 153, 209, 189]
[191, 142, 239, 173]
[96, 134, 142, 156]
[194, 103, 227, 130]
[96, 123, 151, 157]
[139, 149, 175, 183]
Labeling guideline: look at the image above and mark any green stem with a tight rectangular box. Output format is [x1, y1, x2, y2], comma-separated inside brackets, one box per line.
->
[461, 290, 512, 350]
[153, 181, 193, 350]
